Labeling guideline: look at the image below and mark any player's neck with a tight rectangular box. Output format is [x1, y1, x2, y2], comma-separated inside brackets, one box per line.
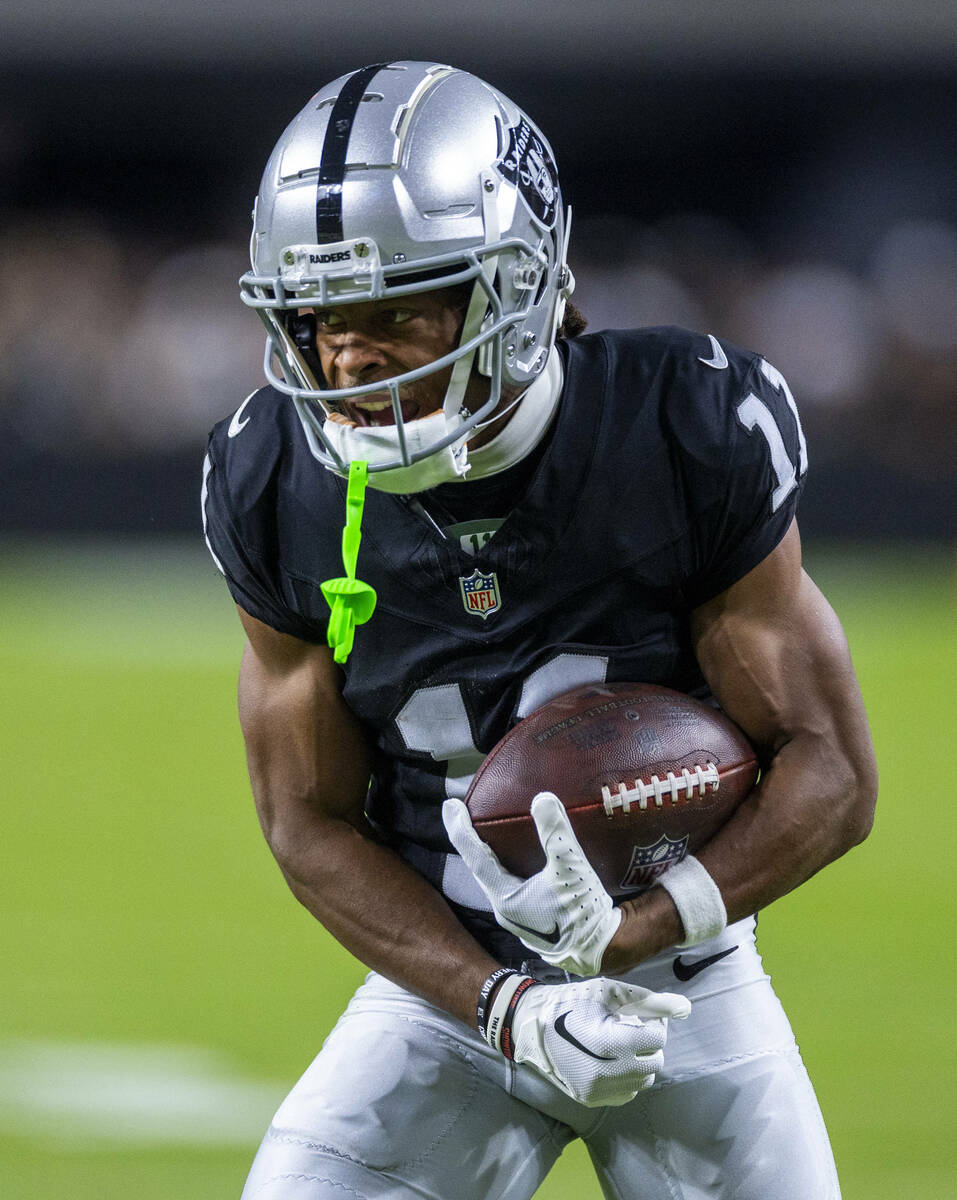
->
[461, 351, 564, 482]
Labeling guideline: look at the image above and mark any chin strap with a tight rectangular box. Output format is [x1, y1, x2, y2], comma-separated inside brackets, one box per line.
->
[320, 461, 377, 663]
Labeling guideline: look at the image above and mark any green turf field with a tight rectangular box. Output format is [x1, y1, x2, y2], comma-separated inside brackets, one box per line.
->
[1, 536, 955, 1199]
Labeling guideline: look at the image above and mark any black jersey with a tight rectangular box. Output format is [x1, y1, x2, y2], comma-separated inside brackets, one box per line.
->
[203, 327, 807, 960]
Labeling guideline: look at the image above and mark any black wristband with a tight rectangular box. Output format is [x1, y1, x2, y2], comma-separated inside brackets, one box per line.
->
[476, 968, 518, 1040]
[500, 977, 537, 1061]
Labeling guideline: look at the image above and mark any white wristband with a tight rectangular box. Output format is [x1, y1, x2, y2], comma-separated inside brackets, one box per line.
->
[484, 973, 532, 1053]
[659, 855, 727, 947]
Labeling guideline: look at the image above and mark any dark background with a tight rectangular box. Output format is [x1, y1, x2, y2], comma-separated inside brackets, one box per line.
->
[2, 5, 955, 541]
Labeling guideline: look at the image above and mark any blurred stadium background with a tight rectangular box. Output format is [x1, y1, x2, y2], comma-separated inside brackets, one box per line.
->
[2, 4, 955, 1197]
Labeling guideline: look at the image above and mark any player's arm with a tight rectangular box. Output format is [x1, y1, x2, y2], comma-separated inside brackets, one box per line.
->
[235, 604, 501, 1028]
[603, 518, 878, 970]
[238, 603, 690, 1104]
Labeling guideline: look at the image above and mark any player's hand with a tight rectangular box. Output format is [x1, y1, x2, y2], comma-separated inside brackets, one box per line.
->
[443, 792, 621, 975]
[509, 977, 691, 1107]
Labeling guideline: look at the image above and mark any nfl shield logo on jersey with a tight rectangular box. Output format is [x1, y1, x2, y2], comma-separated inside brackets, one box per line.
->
[459, 569, 501, 620]
[619, 833, 689, 891]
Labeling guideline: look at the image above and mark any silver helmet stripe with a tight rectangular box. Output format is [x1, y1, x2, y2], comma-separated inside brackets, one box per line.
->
[315, 63, 391, 244]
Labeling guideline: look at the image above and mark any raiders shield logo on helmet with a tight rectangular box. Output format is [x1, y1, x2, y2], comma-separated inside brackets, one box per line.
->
[498, 118, 558, 228]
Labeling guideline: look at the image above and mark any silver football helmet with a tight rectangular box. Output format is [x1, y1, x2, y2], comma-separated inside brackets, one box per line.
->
[240, 61, 574, 493]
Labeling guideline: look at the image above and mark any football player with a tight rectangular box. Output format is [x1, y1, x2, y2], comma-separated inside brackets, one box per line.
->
[203, 61, 877, 1198]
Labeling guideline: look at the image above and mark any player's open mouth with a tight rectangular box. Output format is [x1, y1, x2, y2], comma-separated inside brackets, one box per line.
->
[337, 395, 422, 428]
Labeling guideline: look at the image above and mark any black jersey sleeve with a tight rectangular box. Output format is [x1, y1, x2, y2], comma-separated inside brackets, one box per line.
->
[202, 392, 325, 643]
[664, 334, 809, 607]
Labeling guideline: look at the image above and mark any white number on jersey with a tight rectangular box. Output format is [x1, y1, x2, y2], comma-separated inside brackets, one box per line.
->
[394, 652, 610, 798]
[736, 360, 808, 513]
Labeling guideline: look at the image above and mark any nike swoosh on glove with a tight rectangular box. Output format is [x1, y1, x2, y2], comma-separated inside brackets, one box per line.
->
[443, 792, 621, 976]
[511, 977, 691, 1107]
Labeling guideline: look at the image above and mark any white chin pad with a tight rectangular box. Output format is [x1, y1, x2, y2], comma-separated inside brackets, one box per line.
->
[320, 410, 471, 494]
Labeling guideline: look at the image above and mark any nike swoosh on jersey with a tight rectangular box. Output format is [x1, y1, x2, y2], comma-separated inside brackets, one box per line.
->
[672, 945, 738, 981]
[697, 334, 729, 370]
[227, 393, 255, 437]
[509, 917, 562, 945]
[554, 1011, 615, 1061]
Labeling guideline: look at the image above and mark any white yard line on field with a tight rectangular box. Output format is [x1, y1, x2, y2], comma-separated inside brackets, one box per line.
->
[0, 1039, 288, 1148]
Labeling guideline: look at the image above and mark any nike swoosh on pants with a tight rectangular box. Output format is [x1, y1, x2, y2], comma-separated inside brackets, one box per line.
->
[672, 945, 738, 981]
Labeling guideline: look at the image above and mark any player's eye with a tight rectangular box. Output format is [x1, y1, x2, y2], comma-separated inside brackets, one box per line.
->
[313, 310, 345, 329]
[382, 307, 414, 325]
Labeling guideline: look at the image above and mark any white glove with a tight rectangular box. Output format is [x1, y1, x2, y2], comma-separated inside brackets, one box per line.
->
[509, 976, 691, 1107]
[443, 792, 621, 975]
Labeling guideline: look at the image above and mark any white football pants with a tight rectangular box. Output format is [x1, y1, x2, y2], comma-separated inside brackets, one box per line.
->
[240, 919, 841, 1199]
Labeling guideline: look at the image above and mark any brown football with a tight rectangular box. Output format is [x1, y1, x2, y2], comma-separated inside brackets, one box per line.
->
[465, 682, 759, 897]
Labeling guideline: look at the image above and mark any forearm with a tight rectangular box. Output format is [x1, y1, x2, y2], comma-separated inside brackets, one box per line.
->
[697, 731, 871, 919]
[687, 571, 877, 925]
[606, 546, 877, 974]
[269, 805, 500, 1028]
[235, 614, 500, 1029]
[604, 730, 871, 972]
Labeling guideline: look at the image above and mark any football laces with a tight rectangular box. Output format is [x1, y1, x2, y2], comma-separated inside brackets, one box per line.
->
[600, 764, 719, 816]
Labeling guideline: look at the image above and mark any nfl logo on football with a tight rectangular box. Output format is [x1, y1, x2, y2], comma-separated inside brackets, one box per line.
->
[459, 569, 501, 620]
[620, 833, 689, 891]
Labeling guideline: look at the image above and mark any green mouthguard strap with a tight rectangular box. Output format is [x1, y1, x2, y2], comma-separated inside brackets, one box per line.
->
[320, 461, 378, 664]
